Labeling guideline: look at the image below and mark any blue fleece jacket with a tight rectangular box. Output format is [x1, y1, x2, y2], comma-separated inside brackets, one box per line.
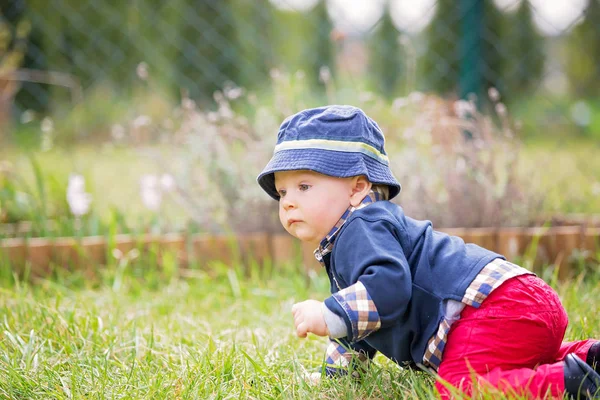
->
[322, 200, 503, 366]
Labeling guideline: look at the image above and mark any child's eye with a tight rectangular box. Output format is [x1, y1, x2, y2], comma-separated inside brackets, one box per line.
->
[277, 189, 287, 197]
[299, 184, 310, 191]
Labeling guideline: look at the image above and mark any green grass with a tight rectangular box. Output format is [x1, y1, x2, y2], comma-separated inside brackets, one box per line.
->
[519, 137, 600, 214]
[1, 257, 599, 399]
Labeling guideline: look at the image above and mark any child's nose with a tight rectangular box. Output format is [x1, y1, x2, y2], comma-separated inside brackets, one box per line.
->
[281, 196, 295, 210]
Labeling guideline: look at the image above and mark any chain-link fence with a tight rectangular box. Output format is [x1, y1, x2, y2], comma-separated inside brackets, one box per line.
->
[1, 0, 599, 138]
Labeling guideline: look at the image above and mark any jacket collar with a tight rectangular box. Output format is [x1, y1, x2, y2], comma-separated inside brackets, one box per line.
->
[313, 190, 381, 264]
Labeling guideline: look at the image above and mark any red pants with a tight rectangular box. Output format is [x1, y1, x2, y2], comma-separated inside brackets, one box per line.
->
[436, 274, 596, 399]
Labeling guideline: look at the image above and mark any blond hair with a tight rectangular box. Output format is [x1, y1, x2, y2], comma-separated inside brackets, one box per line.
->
[371, 184, 390, 201]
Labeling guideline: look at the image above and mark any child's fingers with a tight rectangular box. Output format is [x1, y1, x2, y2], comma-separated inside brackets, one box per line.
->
[291, 302, 302, 318]
[306, 372, 321, 385]
[297, 321, 308, 338]
[293, 313, 302, 328]
[301, 371, 321, 386]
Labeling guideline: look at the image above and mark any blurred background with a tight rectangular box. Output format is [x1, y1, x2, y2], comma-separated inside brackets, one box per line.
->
[0, 0, 599, 239]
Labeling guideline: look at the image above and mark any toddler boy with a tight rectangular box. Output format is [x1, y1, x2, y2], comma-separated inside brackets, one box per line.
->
[257, 105, 600, 399]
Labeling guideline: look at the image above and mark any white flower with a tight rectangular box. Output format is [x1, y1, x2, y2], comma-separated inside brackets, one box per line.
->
[111, 124, 125, 141]
[269, 68, 282, 80]
[224, 85, 244, 100]
[133, 115, 151, 129]
[67, 174, 92, 217]
[207, 112, 219, 123]
[218, 104, 234, 120]
[213, 90, 225, 103]
[488, 87, 501, 102]
[21, 110, 35, 124]
[392, 97, 409, 110]
[140, 174, 162, 211]
[570, 101, 591, 127]
[408, 92, 424, 103]
[41, 131, 53, 152]
[454, 100, 476, 118]
[41, 117, 54, 133]
[495, 103, 507, 117]
[319, 66, 331, 83]
[358, 91, 374, 103]
[182, 98, 196, 111]
[455, 157, 467, 173]
[136, 62, 149, 80]
[160, 174, 175, 191]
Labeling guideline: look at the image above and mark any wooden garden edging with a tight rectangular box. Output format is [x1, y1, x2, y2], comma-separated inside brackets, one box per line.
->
[1, 226, 599, 280]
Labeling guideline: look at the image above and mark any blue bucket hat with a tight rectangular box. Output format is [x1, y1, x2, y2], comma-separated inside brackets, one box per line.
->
[257, 105, 401, 200]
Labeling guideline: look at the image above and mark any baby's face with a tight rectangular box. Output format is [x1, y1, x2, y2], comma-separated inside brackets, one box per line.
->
[274, 170, 355, 247]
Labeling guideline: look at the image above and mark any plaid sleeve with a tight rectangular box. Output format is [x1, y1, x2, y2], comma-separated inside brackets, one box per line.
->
[331, 281, 381, 342]
[324, 339, 371, 377]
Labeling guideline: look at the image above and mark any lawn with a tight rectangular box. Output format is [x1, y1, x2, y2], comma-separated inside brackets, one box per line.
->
[1, 122, 599, 398]
[1, 257, 599, 399]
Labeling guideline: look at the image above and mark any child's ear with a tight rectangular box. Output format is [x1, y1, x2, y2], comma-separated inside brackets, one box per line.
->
[350, 176, 372, 207]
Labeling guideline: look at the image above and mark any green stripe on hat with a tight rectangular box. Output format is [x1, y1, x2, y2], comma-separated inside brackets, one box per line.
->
[274, 139, 389, 165]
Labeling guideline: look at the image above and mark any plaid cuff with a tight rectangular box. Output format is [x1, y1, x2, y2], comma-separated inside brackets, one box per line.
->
[423, 318, 451, 370]
[324, 339, 369, 377]
[332, 281, 381, 342]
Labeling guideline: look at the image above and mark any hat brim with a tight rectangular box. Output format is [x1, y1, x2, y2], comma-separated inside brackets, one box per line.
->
[257, 149, 401, 200]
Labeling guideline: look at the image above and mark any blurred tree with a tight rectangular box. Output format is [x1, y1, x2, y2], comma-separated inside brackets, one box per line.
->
[368, 4, 404, 99]
[423, 1, 507, 100]
[127, 0, 184, 94]
[304, 0, 335, 91]
[421, 0, 460, 94]
[481, 0, 506, 95]
[176, 0, 240, 103]
[565, 0, 600, 99]
[24, 0, 137, 103]
[0, 0, 45, 125]
[232, 0, 274, 90]
[270, 3, 331, 89]
[498, 0, 545, 102]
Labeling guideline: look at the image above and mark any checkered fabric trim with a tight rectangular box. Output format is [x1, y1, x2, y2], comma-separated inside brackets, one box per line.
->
[462, 258, 530, 307]
[324, 339, 369, 377]
[422, 319, 451, 370]
[314, 191, 381, 264]
[332, 281, 381, 342]
[423, 258, 531, 370]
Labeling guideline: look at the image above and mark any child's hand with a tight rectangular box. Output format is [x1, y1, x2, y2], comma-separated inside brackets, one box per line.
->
[304, 372, 321, 385]
[291, 300, 329, 338]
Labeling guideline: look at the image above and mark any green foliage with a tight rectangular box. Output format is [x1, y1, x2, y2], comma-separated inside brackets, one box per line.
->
[368, 6, 404, 99]
[0, 1, 29, 73]
[421, 0, 460, 94]
[0, 157, 71, 233]
[421, 0, 524, 98]
[498, 1, 545, 101]
[1, 0, 48, 113]
[565, 0, 600, 99]
[481, 1, 507, 94]
[0, 161, 33, 224]
[304, 0, 335, 91]
[176, 0, 240, 104]
[0, 255, 598, 398]
[3, 77, 600, 237]
[231, 0, 274, 90]
[0, 155, 121, 238]
[269, 3, 335, 91]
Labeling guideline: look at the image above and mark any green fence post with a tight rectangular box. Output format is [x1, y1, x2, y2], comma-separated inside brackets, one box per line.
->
[459, 0, 483, 106]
